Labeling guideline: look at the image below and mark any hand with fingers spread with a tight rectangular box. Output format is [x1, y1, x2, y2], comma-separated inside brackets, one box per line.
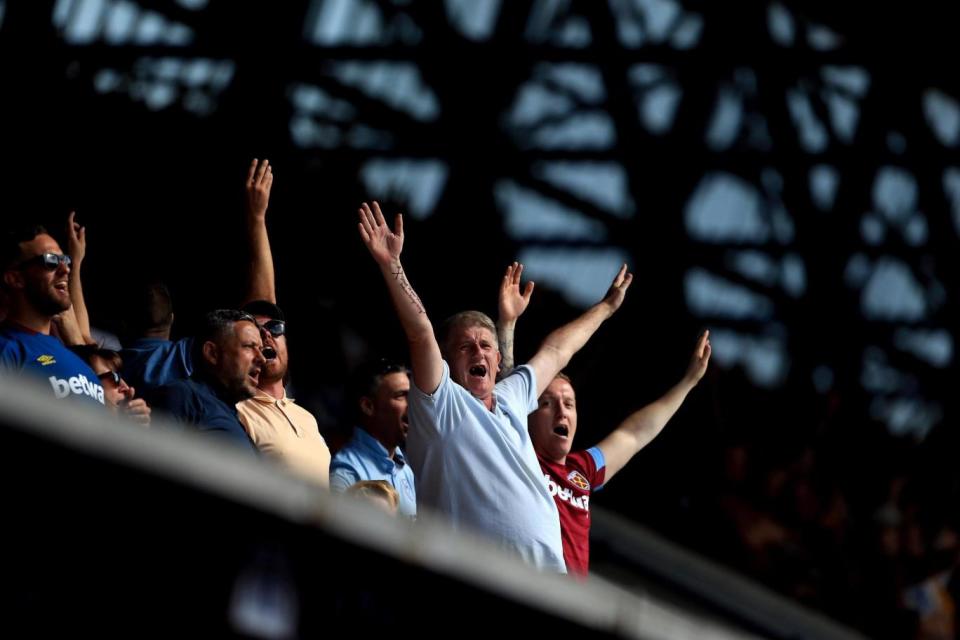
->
[497, 261, 535, 376]
[527, 263, 634, 398]
[684, 330, 712, 385]
[498, 262, 534, 325]
[599, 263, 633, 315]
[66, 211, 86, 265]
[356, 199, 442, 397]
[245, 158, 274, 220]
[357, 201, 404, 267]
[243, 158, 277, 304]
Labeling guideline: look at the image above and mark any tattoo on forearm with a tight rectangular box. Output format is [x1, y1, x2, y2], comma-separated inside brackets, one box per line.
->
[394, 266, 425, 314]
[499, 331, 515, 372]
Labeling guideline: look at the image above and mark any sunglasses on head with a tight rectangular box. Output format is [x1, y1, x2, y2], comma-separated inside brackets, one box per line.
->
[260, 319, 286, 338]
[18, 253, 72, 271]
[97, 370, 122, 386]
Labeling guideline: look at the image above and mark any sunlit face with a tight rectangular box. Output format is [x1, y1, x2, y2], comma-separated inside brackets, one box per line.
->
[365, 371, 410, 449]
[206, 321, 265, 401]
[90, 353, 134, 411]
[529, 377, 578, 463]
[446, 324, 501, 408]
[254, 314, 288, 385]
[9, 234, 72, 316]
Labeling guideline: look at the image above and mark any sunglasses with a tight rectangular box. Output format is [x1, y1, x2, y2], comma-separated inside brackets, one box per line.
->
[18, 252, 72, 271]
[97, 370, 122, 386]
[260, 319, 286, 338]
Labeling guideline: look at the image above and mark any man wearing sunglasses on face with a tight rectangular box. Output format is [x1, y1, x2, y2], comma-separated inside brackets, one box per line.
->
[0, 223, 105, 406]
[71, 345, 152, 425]
[234, 304, 331, 487]
[231, 159, 331, 487]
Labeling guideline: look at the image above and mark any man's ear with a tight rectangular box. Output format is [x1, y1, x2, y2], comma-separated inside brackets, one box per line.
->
[359, 396, 375, 417]
[2, 269, 24, 291]
[201, 340, 219, 367]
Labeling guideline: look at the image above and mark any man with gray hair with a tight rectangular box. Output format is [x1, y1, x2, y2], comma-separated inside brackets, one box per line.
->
[357, 202, 632, 571]
[153, 309, 265, 452]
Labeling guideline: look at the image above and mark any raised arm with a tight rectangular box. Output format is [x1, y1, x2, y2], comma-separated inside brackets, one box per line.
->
[597, 330, 711, 482]
[357, 201, 443, 394]
[243, 158, 276, 304]
[527, 264, 632, 396]
[497, 261, 534, 377]
[65, 212, 94, 344]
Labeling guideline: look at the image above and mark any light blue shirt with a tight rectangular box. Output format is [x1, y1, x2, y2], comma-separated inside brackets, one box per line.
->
[407, 362, 565, 572]
[330, 427, 417, 519]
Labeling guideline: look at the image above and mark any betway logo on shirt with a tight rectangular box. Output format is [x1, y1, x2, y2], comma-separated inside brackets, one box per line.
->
[48, 374, 105, 404]
[544, 474, 590, 511]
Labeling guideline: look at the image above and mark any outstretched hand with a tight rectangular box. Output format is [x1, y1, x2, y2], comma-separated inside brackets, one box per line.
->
[684, 330, 712, 385]
[245, 158, 273, 219]
[600, 263, 633, 313]
[357, 201, 404, 266]
[66, 211, 86, 264]
[499, 261, 534, 324]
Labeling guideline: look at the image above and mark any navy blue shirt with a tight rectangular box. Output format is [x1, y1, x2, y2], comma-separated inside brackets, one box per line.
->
[0, 323, 105, 407]
[153, 377, 256, 453]
[120, 337, 194, 397]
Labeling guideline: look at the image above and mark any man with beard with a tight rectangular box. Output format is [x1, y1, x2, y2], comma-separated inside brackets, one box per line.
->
[330, 359, 415, 518]
[233, 158, 331, 486]
[0, 223, 105, 406]
[358, 202, 631, 571]
[153, 310, 265, 452]
[235, 301, 331, 487]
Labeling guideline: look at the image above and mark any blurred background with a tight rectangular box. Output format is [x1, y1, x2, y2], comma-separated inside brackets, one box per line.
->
[3, 1, 959, 636]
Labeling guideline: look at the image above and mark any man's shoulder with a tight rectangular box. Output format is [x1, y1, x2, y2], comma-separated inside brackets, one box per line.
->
[280, 396, 319, 424]
[0, 329, 75, 368]
[566, 449, 593, 468]
[0, 325, 42, 348]
[0, 330, 25, 364]
[330, 444, 365, 473]
[161, 377, 202, 393]
[332, 432, 366, 460]
[154, 378, 207, 409]
[567, 447, 605, 485]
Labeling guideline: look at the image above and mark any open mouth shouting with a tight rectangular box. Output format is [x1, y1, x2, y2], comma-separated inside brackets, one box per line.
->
[261, 345, 277, 361]
[553, 424, 570, 439]
[468, 364, 488, 379]
[52, 278, 70, 300]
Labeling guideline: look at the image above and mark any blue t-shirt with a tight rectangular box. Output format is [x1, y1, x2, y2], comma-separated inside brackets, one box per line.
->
[152, 377, 256, 453]
[119, 337, 194, 395]
[0, 323, 105, 407]
[406, 362, 565, 572]
[330, 427, 417, 518]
